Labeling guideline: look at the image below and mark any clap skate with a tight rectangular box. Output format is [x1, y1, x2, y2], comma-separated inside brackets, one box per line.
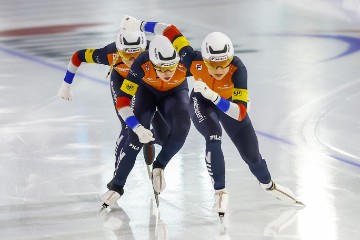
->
[261, 181, 305, 206]
[212, 188, 229, 222]
[152, 168, 166, 207]
[98, 186, 124, 214]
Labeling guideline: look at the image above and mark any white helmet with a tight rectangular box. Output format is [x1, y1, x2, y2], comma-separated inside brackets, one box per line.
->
[149, 35, 179, 67]
[201, 32, 234, 61]
[115, 30, 146, 52]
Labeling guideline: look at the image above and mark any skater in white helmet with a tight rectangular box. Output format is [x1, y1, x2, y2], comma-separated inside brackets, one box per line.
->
[121, 15, 304, 220]
[100, 35, 191, 209]
[57, 29, 170, 189]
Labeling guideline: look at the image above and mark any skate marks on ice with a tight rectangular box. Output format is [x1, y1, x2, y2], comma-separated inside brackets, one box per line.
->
[149, 199, 169, 240]
[96, 190, 168, 239]
[101, 207, 135, 239]
[95, 184, 303, 240]
[99, 199, 169, 240]
[215, 208, 300, 240]
[190, 189, 303, 240]
[262, 208, 298, 239]
[100, 206, 168, 240]
[200, 208, 300, 240]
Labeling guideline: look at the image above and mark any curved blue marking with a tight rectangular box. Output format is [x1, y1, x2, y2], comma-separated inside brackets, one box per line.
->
[329, 155, 360, 168]
[255, 130, 294, 145]
[0, 46, 107, 85]
[255, 131, 360, 168]
[266, 33, 360, 62]
[305, 34, 360, 62]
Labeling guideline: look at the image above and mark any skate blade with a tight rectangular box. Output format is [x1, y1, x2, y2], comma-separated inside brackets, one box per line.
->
[154, 192, 160, 207]
[220, 221, 226, 232]
[295, 200, 305, 207]
[98, 203, 109, 215]
[147, 165, 152, 180]
[218, 212, 225, 222]
[218, 212, 227, 232]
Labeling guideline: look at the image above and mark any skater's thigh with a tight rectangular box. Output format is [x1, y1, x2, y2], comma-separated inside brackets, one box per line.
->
[189, 94, 222, 138]
[157, 89, 190, 130]
[132, 86, 157, 128]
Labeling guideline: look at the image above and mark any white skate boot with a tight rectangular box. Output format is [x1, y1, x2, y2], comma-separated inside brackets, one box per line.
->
[152, 168, 166, 193]
[99, 190, 122, 214]
[102, 190, 121, 206]
[212, 188, 229, 220]
[152, 168, 166, 207]
[260, 181, 304, 206]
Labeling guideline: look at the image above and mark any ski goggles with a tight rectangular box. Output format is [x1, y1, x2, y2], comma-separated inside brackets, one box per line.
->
[118, 47, 144, 61]
[203, 56, 233, 70]
[152, 62, 178, 72]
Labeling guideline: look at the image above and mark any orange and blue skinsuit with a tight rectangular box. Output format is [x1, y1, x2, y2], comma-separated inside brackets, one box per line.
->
[144, 22, 272, 190]
[63, 42, 168, 171]
[110, 50, 191, 188]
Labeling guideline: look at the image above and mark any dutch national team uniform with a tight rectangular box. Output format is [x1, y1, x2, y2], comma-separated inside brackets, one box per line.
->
[145, 24, 272, 190]
[63, 42, 167, 168]
[64, 43, 138, 168]
[112, 51, 191, 188]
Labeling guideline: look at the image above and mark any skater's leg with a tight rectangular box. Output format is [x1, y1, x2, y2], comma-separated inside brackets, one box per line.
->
[152, 89, 191, 194]
[110, 72, 129, 168]
[114, 120, 128, 169]
[222, 117, 271, 184]
[189, 95, 229, 216]
[151, 111, 169, 146]
[112, 86, 156, 187]
[111, 128, 144, 189]
[154, 89, 190, 168]
[189, 95, 225, 190]
[222, 115, 303, 205]
[103, 86, 156, 209]
[142, 111, 169, 166]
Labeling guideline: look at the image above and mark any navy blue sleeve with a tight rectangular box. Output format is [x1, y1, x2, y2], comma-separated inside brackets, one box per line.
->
[178, 45, 200, 71]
